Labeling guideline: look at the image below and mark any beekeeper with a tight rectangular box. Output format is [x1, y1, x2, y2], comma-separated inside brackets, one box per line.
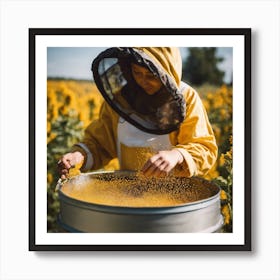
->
[58, 47, 218, 178]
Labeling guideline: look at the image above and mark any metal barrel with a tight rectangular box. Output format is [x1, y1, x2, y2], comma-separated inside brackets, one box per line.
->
[58, 171, 224, 233]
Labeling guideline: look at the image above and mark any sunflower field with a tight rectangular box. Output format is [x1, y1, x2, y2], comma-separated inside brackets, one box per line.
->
[47, 79, 233, 233]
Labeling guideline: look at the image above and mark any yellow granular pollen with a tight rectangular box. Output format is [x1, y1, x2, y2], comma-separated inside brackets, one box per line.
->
[67, 161, 84, 178]
[61, 174, 216, 207]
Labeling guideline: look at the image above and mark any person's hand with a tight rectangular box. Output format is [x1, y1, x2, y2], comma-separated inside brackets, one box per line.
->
[57, 151, 84, 179]
[141, 149, 184, 177]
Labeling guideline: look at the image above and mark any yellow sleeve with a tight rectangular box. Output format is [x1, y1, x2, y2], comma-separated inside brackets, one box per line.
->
[170, 86, 218, 177]
[72, 101, 119, 171]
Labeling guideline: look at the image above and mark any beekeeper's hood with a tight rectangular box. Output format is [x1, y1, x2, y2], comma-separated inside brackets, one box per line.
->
[91, 47, 186, 135]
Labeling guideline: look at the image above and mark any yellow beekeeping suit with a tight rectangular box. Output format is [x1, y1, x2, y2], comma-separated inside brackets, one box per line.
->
[72, 47, 218, 177]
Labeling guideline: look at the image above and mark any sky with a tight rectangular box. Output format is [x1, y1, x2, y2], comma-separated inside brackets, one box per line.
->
[47, 47, 233, 83]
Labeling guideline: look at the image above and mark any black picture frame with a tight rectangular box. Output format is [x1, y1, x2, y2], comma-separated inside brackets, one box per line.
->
[29, 28, 251, 251]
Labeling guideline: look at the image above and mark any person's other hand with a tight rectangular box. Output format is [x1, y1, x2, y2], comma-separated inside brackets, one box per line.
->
[141, 149, 184, 177]
[57, 151, 84, 179]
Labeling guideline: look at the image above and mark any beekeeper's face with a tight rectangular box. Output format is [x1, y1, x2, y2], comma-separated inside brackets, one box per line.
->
[131, 63, 162, 95]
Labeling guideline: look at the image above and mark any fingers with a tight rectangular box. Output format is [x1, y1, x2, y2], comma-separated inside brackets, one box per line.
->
[153, 163, 170, 177]
[60, 173, 67, 180]
[141, 154, 161, 174]
[57, 162, 69, 179]
[141, 155, 169, 178]
[141, 150, 182, 178]
[59, 167, 69, 179]
[57, 154, 76, 178]
[57, 151, 85, 180]
[61, 158, 74, 169]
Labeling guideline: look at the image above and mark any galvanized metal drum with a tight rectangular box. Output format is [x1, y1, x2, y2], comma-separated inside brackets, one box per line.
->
[58, 171, 223, 233]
